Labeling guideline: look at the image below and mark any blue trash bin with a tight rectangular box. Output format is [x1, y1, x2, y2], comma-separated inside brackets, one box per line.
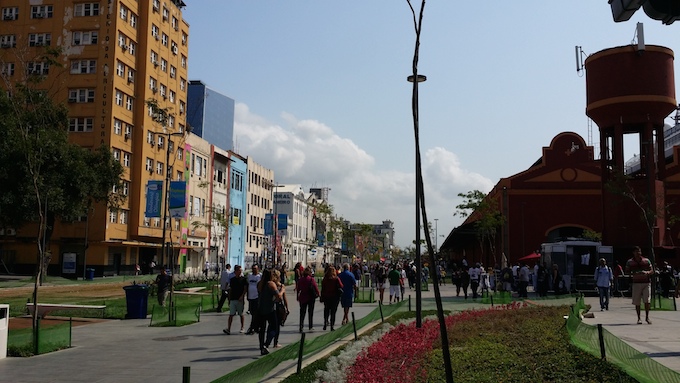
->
[123, 284, 149, 319]
[86, 268, 95, 281]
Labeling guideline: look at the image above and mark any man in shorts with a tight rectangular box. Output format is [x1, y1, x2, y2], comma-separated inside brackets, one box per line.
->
[223, 265, 247, 334]
[375, 262, 387, 304]
[388, 264, 401, 303]
[625, 246, 653, 324]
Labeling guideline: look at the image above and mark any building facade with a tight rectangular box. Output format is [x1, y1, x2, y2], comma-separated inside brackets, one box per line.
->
[186, 80, 235, 151]
[0, 0, 191, 276]
[245, 158, 274, 268]
[226, 151, 247, 268]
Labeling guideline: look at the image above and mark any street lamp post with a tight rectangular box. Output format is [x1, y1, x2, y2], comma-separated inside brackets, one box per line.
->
[434, 218, 439, 254]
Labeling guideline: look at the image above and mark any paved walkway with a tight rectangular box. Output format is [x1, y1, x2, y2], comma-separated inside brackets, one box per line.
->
[1, 283, 679, 382]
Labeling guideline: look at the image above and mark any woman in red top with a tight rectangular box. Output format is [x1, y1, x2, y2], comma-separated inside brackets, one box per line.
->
[320, 265, 344, 331]
[297, 266, 320, 333]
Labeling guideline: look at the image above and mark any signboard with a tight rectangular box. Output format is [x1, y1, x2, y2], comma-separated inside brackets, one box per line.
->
[145, 180, 163, 218]
[62, 252, 77, 274]
[168, 181, 187, 218]
[264, 214, 274, 236]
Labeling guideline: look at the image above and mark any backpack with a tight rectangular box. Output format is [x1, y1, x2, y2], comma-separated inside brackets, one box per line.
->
[502, 270, 512, 282]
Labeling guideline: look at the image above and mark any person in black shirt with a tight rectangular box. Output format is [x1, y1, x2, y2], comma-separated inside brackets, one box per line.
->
[223, 266, 247, 335]
[154, 267, 172, 307]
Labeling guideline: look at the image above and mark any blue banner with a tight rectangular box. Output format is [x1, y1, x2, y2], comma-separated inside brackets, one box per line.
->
[264, 214, 274, 236]
[277, 214, 288, 230]
[169, 181, 187, 218]
[145, 180, 163, 218]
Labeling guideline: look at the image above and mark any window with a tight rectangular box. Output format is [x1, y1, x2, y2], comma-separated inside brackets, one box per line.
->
[128, 42, 135, 55]
[69, 117, 94, 132]
[123, 152, 130, 167]
[169, 90, 175, 103]
[109, 210, 117, 223]
[231, 170, 243, 191]
[179, 101, 185, 115]
[113, 148, 121, 161]
[169, 65, 176, 79]
[160, 58, 167, 72]
[167, 115, 174, 128]
[129, 13, 137, 28]
[150, 50, 158, 65]
[181, 55, 187, 68]
[147, 131, 154, 144]
[122, 181, 129, 196]
[29, 33, 51, 47]
[119, 210, 128, 225]
[2, 7, 19, 21]
[27, 62, 49, 75]
[171, 41, 178, 55]
[177, 171, 183, 180]
[31, 5, 53, 19]
[159, 84, 166, 98]
[172, 16, 178, 30]
[68, 88, 95, 103]
[149, 77, 157, 92]
[151, 24, 159, 39]
[177, 148, 183, 160]
[125, 95, 133, 111]
[157, 135, 164, 148]
[115, 90, 123, 106]
[71, 60, 96, 74]
[178, 124, 185, 135]
[161, 33, 168, 47]
[118, 32, 126, 47]
[180, 78, 186, 92]
[74, 3, 99, 17]
[146, 158, 153, 172]
[119, 5, 128, 21]
[181, 32, 188, 46]
[156, 161, 163, 175]
[73, 31, 98, 45]
[113, 119, 122, 134]
[127, 69, 135, 83]
[162, 7, 169, 21]
[1, 63, 14, 76]
[1, 35, 16, 48]
[116, 61, 125, 77]
[125, 124, 132, 137]
[144, 217, 150, 227]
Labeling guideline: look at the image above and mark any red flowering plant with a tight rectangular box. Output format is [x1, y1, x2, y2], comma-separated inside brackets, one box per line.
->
[346, 302, 528, 383]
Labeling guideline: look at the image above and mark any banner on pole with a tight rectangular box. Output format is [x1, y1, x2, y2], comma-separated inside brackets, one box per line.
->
[145, 180, 163, 218]
[169, 181, 187, 218]
[264, 214, 274, 236]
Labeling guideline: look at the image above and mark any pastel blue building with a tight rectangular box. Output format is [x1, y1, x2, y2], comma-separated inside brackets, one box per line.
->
[227, 152, 248, 268]
[187, 80, 235, 151]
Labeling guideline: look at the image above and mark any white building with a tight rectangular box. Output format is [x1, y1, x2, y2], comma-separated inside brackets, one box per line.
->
[245, 158, 274, 267]
[273, 184, 316, 268]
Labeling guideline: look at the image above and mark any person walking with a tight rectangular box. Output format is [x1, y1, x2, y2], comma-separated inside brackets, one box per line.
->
[594, 258, 613, 311]
[320, 265, 343, 331]
[388, 264, 401, 303]
[518, 263, 530, 298]
[154, 267, 172, 307]
[271, 269, 289, 348]
[245, 265, 261, 335]
[257, 269, 284, 355]
[460, 268, 470, 299]
[468, 263, 482, 299]
[223, 265, 247, 335]
[338, 263, 357, 326]
[297, 266, 320, 332]
[626, 246, 653, 324]
[216, 263, 233, 312]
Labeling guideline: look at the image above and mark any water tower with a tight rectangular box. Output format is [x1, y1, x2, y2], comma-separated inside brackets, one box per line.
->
[585, 44, 676, 249]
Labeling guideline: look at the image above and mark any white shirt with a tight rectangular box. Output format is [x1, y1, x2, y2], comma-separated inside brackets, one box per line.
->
[247, 273, 261, 299]
[519, 266, 530, 282]
[220, 270, 233, 290]
[468, 267, 481, 281]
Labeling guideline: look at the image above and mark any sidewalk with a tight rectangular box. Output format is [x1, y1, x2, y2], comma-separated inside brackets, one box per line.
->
[1, 283, 679, 382]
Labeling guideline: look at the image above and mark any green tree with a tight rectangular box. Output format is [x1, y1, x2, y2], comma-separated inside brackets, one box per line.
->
[454, 190, 505, 267]
[0, 71, 124, 333]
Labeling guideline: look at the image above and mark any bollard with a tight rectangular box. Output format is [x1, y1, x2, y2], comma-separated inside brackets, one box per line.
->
[408, 295, 411, 312]
[597, 324, 606, 360]
[378, 301, 384, 323]
[182, 366, 191, 383]
[352, 312, 358, 341]
[297, 332, 306, 374]
[490, 295, 494, 307]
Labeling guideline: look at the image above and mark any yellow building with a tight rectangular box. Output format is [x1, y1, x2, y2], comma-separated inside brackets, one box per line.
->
[0, 0, 190, 277]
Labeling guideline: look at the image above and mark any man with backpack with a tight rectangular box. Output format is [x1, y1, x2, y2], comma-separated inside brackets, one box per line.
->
[594, 258, 613, 311]
[500, 266, 514, 292]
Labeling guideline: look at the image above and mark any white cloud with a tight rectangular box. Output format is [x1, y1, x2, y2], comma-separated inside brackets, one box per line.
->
[233, 103, 494, 248]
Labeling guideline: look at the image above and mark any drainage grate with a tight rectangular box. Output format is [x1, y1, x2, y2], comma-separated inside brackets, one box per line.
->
[153, 336, 188, 341]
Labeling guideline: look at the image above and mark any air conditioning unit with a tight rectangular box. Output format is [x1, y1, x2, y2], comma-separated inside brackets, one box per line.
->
[172, 46, 178, 55]
[153, 60, 158, 67]
[153, 6, 159, 13]
[150, 141, 155, 147]
[1, 43, 11, 48]
[174, 25, 178, 31]
[3, 15, 15, 21]
[148, 168, 153, 174]
[74, 39, 81, 45]
[124, 133, 130, 141]
[68, 98, 77, 103]
[5, 228, 16, 236]
[34, 42, 43, 47]
[127, 77, 133, 83]
[162, 95, 167, 100]
[34, 13, 46, 19]
[154, 35, 159, 41]
[123, 44, 129, 50]
[158, 142, 164, 148]
[151, 87, 158, 94]
[163, 15, 168, 21]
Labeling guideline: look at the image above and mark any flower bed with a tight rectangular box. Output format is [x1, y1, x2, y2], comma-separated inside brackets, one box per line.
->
[319, 302, 636, 383]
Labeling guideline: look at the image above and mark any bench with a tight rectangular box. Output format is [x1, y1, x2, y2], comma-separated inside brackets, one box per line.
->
[173, 291, 210, 296]
[27, 303, 106, 319]
[180, 287, 206, 293]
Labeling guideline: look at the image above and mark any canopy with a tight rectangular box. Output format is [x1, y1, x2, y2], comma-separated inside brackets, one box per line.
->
[518, 252, 541, 262]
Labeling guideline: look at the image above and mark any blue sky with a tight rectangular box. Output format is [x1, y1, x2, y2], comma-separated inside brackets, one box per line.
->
[183, 2, 680, 249]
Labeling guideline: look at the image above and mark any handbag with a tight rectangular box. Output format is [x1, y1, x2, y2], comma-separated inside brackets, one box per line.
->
[309, 280, 319, 299]
[337, 279, 344, 297]
[276, 302, 288, 325]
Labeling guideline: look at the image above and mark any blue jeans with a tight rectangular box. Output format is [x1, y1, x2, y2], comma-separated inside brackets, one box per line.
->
[598, 286, 610, 310]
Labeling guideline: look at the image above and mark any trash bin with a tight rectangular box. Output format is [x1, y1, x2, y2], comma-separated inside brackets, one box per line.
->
[0, 304, 8, 359]
[123, 284, 149, 319]
[86, 268, 95, 281]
